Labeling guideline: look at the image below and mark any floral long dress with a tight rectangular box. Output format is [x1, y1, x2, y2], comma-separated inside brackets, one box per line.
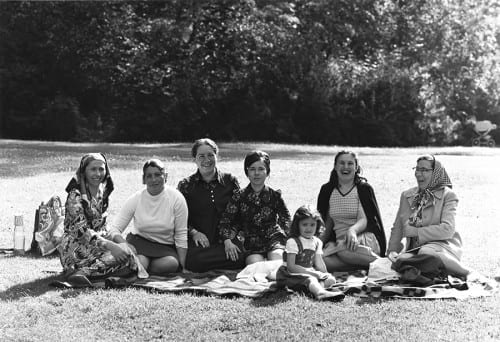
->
[58, 188, 136, 278]
[219, 185, 291, 253]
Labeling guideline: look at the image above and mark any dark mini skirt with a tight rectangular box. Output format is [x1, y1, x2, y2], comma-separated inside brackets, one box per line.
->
[126, 233, 178, 259]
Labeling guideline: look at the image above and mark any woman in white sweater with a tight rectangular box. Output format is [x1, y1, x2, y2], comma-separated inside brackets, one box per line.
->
[108, 159, 188, 274]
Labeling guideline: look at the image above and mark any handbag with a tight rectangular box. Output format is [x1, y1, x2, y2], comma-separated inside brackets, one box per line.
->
[393, 254, 448, 286]
[32, 195, 65, 256]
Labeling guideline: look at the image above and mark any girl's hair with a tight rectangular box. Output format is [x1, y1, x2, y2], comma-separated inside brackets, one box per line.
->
[244, 150, 270, 176]
[191, 138, 218, 158]
[143, 159, 166, 175]
[328, 150, 366, 186]
[416, 154, 436, 169]
[289, 205, 325, 238]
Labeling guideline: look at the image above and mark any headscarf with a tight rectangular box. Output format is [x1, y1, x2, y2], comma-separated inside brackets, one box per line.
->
[409, 159, 452, 227]
[65, 153, 114, 224]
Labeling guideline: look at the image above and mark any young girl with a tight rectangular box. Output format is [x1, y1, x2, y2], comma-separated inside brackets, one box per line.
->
[276, 205, 344, 301]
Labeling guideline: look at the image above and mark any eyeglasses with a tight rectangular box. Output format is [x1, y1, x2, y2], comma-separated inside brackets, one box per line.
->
[413, 167, 433, 173]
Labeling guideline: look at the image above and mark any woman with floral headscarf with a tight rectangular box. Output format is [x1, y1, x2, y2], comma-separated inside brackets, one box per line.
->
[387, 155, 470, 277]
[59, 153, 140, 285]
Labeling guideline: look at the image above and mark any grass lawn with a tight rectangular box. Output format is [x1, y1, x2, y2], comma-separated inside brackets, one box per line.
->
[1, 139, 499, 342]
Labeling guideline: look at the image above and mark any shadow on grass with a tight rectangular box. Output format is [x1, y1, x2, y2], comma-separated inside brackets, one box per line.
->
[0, 251, 96, 301]
[250, 288, 292, 307]
[0, 273, 66, 301]
[0, 268, 109, 301]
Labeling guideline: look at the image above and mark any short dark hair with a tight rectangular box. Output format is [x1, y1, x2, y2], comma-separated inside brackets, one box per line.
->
[191, 138, 218, 158]
[289, 205, 324, 238]
[244, 150, 270, 176]
[143, 159, 166, 175]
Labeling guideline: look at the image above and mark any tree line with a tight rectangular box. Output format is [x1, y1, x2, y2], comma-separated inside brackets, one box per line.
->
[1, 0, 499, 146]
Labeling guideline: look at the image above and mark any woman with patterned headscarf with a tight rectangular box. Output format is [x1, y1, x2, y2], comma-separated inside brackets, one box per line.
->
[387, 154, 470, 277]
[59, 153, 141, 285]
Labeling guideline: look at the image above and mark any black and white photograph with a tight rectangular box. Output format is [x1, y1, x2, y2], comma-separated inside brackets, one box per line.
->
[1, 1, 499, 341]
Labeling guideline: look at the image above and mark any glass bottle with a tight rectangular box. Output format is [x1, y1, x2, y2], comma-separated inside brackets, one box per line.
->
[13, 215, 25, 255]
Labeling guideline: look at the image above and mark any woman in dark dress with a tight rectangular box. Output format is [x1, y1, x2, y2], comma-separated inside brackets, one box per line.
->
[178, 138, 246, 272]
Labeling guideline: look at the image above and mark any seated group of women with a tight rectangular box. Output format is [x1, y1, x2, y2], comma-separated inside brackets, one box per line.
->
[58, 138, 473, 287]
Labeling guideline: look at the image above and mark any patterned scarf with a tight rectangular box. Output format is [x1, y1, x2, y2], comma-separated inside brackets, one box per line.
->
[409, 159, 452, 227]
[65, 153, 114, 227]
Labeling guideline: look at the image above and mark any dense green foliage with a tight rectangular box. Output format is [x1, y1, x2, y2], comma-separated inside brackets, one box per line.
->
[1, 0, 499, 145]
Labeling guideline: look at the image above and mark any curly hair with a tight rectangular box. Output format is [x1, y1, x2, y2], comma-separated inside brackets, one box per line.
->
[289, 205, 325, 238]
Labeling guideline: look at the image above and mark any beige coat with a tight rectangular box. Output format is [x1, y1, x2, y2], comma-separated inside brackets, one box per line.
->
[387, 186, 462, 256]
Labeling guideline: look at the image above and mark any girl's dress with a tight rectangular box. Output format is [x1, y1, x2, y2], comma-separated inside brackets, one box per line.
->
[276, 236, 326, 291]
[326, 186, 380, 255]
[219, 185, 291, 254]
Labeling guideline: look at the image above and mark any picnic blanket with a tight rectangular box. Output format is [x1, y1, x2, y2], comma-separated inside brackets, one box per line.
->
[330, 272, 497, 300]
[50, 259, 499, 300]
[132, 260, 282, 298]
[50, 269, 278, 298]
[133, 271, 278, 298]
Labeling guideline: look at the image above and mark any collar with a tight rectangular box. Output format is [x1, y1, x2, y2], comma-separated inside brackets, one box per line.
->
[193, 168, 225, 185]
[244, 184, 269, 195]
[404, 186, 445, 201]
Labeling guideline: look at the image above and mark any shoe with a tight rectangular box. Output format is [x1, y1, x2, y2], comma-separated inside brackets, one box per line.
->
[67, 274, 93, 288]
[105, 274, 138, 288]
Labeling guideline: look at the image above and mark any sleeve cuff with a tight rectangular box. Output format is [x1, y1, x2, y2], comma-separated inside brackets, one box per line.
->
[409, 226, 419, 237]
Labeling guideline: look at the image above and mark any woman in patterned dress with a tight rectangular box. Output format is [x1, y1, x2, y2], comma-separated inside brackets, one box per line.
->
[317, 151, 386, 271]
[59, 153, 139, 285]
[220, 150, 291, 265]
